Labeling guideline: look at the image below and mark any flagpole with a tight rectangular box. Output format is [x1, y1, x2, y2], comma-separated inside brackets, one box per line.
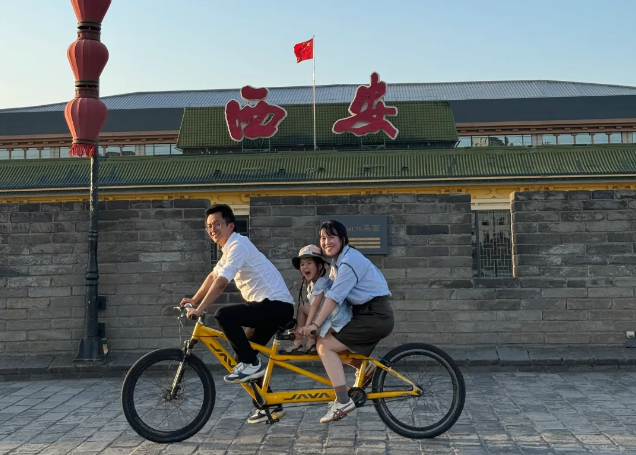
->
[312, 35, 316, 152]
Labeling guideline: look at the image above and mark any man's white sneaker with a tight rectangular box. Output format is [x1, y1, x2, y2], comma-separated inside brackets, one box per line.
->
[320, 398, 356, 423]
[247, 406, 286, 424]
[223, 360, 265, 383]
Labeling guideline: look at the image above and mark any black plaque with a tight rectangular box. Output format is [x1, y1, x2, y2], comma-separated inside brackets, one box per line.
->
[320, 215, 388, 255]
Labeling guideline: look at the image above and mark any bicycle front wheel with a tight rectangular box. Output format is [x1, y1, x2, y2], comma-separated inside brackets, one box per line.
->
[121, 348, 216, 443]
[372, 343, 465, 439]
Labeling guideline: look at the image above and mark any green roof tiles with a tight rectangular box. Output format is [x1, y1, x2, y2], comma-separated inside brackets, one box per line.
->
[1, 145, 635, 195]
[176, 102, 458, 149]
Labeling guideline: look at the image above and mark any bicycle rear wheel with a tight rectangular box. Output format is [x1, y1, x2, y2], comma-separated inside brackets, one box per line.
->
[372, 343, 465, 439]
[121, 348, 216, 443]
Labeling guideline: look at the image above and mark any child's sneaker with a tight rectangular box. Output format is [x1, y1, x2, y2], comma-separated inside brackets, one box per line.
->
[320, 398, 356, 423]
[223, 360, 265, 383]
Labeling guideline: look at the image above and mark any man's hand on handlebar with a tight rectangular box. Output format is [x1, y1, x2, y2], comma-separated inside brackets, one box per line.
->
[185, 304, 203, 321]
[180, 297, 196, 308]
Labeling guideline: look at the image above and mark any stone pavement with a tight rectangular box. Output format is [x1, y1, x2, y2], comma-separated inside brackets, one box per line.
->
[2, 372, 636, 454]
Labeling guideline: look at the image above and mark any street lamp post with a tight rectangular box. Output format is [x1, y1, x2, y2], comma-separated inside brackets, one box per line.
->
[64, 0, 111, 362]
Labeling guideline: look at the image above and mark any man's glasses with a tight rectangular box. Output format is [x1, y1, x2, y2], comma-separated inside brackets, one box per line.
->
[205, 221, 226, 232]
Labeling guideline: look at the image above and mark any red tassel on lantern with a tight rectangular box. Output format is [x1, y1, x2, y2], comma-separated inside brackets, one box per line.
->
[67, 40, 109, 82]
[64, 98, 108, 157]
[71, 0, 112, 23]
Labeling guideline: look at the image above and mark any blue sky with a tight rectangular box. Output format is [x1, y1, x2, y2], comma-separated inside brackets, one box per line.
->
[0, 0, 634, 109]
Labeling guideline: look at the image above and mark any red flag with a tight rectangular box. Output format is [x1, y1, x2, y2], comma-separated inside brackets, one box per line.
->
[294, 38, 314, 63]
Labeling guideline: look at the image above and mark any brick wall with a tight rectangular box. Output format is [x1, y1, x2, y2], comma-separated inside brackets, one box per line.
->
[250, 191, 636, 349]
[0, 199, 211, 355]
[2, 191, 635, 356]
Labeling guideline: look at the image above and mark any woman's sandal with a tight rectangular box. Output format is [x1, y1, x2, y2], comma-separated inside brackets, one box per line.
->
[280, 343, 306, 355]
[304, 344, 317, 355]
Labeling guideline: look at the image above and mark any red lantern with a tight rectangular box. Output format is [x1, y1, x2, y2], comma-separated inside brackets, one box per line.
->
[71, 0, 112, 24]
[65, 97, 108, 157]
[65, 0, 111, 158]
[67, 40, 109, 82]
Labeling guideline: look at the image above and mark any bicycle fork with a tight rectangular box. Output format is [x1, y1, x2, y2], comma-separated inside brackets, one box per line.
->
[168, 338, 198, 400]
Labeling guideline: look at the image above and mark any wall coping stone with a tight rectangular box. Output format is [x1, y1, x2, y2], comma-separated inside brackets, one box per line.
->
[3, 348, 636, 379]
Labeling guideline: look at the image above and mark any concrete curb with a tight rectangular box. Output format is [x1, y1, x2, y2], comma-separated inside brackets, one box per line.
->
[2, 347, 636, 380]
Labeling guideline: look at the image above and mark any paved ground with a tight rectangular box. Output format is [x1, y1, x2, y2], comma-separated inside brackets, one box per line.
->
[2, 371, 636, 454]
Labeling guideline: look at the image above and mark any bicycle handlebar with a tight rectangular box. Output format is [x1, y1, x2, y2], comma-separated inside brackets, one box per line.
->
[179, 303, 205, 321]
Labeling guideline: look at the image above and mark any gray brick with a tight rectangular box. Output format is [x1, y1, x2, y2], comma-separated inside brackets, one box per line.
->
[316, 205, 359, 215]
[561, 211, 605, 221]
[521, 298, 566, 310]
[520, 277, 566, 288]
[513, 233, 562, 244]
[403, 203, 448, 214]
[98, 209, 140, 220]
[139, 252, 181, 262]
[430, 257, 472, 267]
[568, 277, 614, 287]
[607, 211, 636, 221]
[543, 310, 588, 320]
[537, 222, 585, 233]
[27, 287, 72, 298]
[512, 211, 560, 223]
[567, 299, 612, 309]
[7, 276, 51, 287]
[0, 309, 28, 319]
[513, 200, 582, 211]
[588, 265, 633, 277]
[582, 199, 627, 210]
[8, 234, 52, 244]
[10, 212, 53, 223]
[542, 288, 587, 298]
[29, 265, 75, 276]
[405, 225, 449, 235]
[545, 333, 590, 344]
[609, 255, 636, 264]
[585, 220, 632, 232]
[250, 217, 293, 227]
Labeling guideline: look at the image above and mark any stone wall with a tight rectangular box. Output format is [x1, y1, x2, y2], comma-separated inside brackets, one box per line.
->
[2, 190, 635, 356]
[0, 199, 211, 355]
[250, 191, 636, 349]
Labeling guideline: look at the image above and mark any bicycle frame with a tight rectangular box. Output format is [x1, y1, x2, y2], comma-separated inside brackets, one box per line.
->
[190, 320, 421, 406]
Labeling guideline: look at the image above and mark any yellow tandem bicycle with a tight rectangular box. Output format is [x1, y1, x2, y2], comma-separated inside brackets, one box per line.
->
[121, 304, 465, 443]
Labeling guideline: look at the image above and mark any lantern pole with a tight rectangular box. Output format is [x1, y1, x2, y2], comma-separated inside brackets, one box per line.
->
[76, 145, 102, 361]
[65, 0, 112, 362]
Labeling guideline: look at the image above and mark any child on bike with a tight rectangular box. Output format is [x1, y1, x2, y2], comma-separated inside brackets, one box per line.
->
[281, 244, 352, 354]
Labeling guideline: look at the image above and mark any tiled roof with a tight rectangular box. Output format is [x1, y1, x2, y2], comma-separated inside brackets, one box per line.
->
[1, 145, 635, 194]
[176, 102, 458, 148]
[3, 80, 636, 113]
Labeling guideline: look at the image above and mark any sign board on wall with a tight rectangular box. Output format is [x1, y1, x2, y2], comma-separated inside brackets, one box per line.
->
[320, 215, 388, 255]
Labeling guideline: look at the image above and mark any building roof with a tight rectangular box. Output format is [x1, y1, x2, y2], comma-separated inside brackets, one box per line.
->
[1, 145, 635, 195]
[177, 102, 458, 149]
[4, 80, 636, 113]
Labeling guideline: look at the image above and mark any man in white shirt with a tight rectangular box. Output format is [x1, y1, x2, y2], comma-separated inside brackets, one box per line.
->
[183, 204, 294, 392]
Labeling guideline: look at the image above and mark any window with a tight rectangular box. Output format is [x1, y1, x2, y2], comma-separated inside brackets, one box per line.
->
[26, 148, 40, 159]
[105, 145, 121, 156]
[40, 148, 51, 159]
[593, 133, 609, 144]
[11, 149, 25, 159]
[170, 144, 183, 155]
[558, 134, 574, 145]
[575, 133, 591, 145]
[542, 134, 557, 145]
[609, 132, 622, 144]
[211, 216, 249, 263]
[122, 145, 135, 156]
[456, 136, 471, 147]
[472, 210, 512, 278]
[60, 147, 71, 158]
[505, 135, 532, 146]
[0, 149, 9, 160]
